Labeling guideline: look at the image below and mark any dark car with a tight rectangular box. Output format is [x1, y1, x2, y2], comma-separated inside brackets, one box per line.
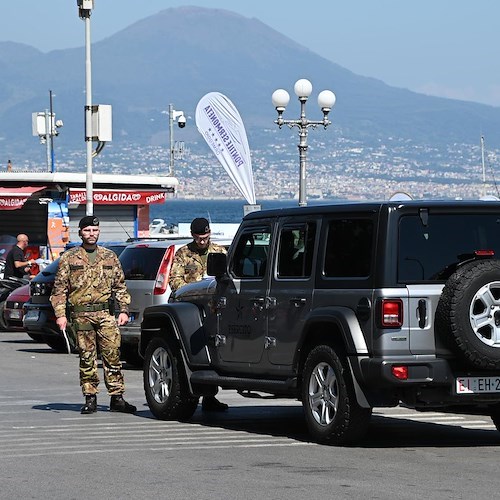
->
[140, 200, 500, 445]
[23, 243, 129, 353]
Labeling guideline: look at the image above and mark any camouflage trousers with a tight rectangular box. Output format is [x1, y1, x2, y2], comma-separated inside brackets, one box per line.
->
[72, 310, 125, 396]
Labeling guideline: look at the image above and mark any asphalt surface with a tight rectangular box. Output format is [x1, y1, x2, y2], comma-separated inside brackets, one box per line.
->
[2, 330, 500, 499]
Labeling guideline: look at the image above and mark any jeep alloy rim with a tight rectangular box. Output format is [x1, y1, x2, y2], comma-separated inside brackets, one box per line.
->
[308, 361, 338, 425]
[469, 280, 500, 348]
[148, 346, 173, 403]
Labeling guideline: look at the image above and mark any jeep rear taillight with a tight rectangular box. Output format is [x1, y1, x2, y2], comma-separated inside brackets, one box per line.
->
[475, 249, 495, 256]
[380, 299, 403, 328]
[154, 245, 176, 295]
[391, 365, 409, 380]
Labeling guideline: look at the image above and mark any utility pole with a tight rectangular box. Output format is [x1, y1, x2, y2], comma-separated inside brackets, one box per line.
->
[78, 0, 94, 216]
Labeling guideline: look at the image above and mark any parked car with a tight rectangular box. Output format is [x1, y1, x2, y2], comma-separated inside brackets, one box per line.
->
[23, 243, 129, 353]
[0, 276, 30, 331]
[118, 237, 234, 365]
[1, 284, 38, 337]
[118, 238, 199, 364]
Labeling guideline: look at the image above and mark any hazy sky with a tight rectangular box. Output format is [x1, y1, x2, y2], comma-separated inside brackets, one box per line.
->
[3, 0, 500, 107]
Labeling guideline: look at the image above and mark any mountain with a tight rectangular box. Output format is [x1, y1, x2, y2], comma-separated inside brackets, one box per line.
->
[1, 6, 500, 157]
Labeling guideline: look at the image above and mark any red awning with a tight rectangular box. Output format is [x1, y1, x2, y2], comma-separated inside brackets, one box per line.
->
[69, 188, 168, 206]
[0, 186, 47, 211]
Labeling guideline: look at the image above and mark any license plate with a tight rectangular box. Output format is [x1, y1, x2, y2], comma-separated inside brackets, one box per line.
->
[455, 376, 500, 394]
[7, 309, 22, 319]
[24, 310, 40, 322]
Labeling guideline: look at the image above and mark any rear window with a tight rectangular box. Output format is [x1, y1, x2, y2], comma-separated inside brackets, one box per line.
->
[106, 245, 127, 256]
[398, 213, 500, 282]
[120, 247, 168, 280]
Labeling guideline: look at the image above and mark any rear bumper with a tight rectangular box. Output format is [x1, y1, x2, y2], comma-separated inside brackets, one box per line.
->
[23, 307, 59, 336]
[360, 357, 453, 386]
[359, 356, 500, 406]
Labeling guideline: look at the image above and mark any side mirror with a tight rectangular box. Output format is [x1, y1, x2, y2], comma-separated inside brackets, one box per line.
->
[207, 252, 227, 278]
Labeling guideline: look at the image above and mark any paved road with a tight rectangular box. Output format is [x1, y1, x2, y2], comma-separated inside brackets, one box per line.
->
[2, 331, 500, 499]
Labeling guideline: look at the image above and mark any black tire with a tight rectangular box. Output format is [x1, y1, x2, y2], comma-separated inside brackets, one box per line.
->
[436, 259, 500, 369]
[43, 335, 68, 353]
[26, 332, 44, 342]
[0, 301, 7, 331]
[121, 344, 143, 367]
[301, 344, 372, 445]
[491, 410, 500, 432]
[43, 326, 78, 354]
[143, 336, 199, 421]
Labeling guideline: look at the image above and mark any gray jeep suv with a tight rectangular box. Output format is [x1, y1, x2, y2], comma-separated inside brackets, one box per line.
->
[139, 200, 500, 444]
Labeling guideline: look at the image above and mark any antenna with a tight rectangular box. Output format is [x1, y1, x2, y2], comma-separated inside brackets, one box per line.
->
[481, 135, 486, 196]
[114, 218, 131, 239]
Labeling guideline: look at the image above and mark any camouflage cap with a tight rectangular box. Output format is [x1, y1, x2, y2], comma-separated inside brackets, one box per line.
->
[79, 215, 100, 229]
[190, 217, 210, 235]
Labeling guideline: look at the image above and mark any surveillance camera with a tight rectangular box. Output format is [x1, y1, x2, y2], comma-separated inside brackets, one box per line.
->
[177, 115, 186, 128]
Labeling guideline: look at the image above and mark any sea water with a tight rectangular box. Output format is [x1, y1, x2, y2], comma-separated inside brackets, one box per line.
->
[149, 198, 342, 224]
[149, 199, 312, 225]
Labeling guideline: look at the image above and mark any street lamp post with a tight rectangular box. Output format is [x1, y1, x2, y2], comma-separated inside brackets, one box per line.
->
[272, 79, 336, 206]
[78, 0, 94, 216]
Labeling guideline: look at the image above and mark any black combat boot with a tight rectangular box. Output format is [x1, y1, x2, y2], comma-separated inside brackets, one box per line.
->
[202, 395, 228, 412]
[110, 395, 137, 414]
[81, 395, 97, 414]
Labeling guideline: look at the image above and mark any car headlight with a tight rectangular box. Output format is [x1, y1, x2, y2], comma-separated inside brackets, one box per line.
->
[30, 282, 53, 296]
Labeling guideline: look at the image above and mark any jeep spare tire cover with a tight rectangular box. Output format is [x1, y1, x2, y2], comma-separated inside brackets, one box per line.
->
[436, 259, 500, 369]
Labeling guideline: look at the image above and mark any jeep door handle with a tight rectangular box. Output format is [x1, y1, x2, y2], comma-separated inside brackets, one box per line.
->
[251, 297, 276, 310]
[290, 297, 306, 307]
[251, 297, 266, 310]
[417, 299, 427, 329]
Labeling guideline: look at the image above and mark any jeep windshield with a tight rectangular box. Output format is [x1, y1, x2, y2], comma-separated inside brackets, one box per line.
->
[398, 213, 500, 282]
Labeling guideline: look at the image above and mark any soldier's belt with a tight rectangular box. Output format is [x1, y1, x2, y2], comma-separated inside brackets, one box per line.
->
[71, 303, 109, 313]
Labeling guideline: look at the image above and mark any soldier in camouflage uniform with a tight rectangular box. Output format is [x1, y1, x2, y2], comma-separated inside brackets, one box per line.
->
[169, 217, 228, 412]
[50, 216, 136, 415]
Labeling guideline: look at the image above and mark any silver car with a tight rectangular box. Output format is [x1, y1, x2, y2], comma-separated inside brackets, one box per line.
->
[118, 238, 232, 365]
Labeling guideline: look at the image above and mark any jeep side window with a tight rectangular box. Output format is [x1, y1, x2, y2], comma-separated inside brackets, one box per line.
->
[277, 223, 316, 278]
[324, 219, 373, 278]
[232, 229, 271, 279]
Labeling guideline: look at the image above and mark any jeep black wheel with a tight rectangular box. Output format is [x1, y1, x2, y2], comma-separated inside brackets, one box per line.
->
[144, 336, 199, 421]
[436, 259, 500, 369]
[491, 410, 500, 432]
[301, 345, 372, 445]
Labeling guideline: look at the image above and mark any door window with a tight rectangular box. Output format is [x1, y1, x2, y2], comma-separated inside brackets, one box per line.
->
[324, 219, 373, 278]
[277, 223, 316, 278]
[231, 229, 271, 279]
